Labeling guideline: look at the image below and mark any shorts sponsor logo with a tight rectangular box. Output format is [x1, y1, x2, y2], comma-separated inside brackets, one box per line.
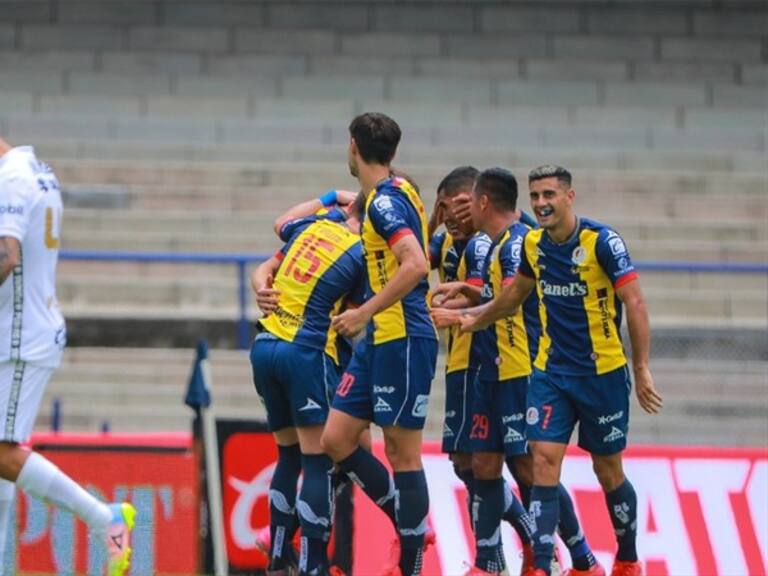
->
[443, 423, 454, 438]
[373, 386, 395, 394]
[374, 397, 392, 413]
[412, 394, 429, 418]
[298, 398, 321, 412]
[445, 410, 456, 418]
[603, 426, 625, 443]
[502, 413, 524, 423]
[504, 426, 524, 444]
[598, 411, 624, 425]
[526, 407, 539, 425]
[539, 280, 588, 297]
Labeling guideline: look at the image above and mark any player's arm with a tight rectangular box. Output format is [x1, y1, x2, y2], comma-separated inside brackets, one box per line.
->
[332, 234, 429, 337]
[458, 273, 535, 332]
[432, 280, 483, 308]
[250, 253, 282, 316]
[273, 189, 358, 237]
[616, 279, 663, 414]
[0, 236, 20, 285]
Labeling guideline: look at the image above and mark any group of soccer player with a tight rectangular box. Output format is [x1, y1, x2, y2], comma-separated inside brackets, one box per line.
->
[250, 112, 663, 576]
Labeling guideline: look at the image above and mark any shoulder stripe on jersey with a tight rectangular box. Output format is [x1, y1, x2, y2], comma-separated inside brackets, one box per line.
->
[615, 271, 639, 289]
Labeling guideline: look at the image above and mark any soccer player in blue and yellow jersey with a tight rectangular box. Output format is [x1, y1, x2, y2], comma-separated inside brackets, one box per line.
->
[321, 113, 438, 576]
[428, 167, 487, 478]
[433, 168, 603, 576]
[250, 193, 365, 576]
[459, 165, 663, 576]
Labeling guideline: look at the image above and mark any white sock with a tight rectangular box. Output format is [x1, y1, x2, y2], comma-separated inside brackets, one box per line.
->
[16, 452, 112, 531]
[0, 479, 14, 575]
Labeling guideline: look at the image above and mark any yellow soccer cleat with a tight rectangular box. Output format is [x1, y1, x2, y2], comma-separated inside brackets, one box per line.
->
[106, 502, 137, 576]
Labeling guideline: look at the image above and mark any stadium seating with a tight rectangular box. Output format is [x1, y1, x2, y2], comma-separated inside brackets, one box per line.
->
[1, 0, 765, 440]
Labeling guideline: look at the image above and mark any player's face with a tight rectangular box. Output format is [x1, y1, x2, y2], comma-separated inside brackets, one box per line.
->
[439, 192, 475, 241]
[469, 185, 487, 232]
[348, 139, 359, 178]
[529, 177, 574, 230]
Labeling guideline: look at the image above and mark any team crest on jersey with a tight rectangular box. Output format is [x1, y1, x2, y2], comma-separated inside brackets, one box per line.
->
[571, 246, 587, 265]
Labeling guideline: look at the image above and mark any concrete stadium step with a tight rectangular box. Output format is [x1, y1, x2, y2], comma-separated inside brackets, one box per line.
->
[37, 348, 768, 446]
[60, 208, 767, 245]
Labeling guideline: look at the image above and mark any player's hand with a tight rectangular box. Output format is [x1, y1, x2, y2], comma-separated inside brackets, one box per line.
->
[634, 365, 663, 414]
[431, 307, 461, 329]
[332, 307, 369, 337]
[451, 193, 472, 226]
[459, 313, 482, 333]
[255, 274, 280, 315]
[335, 190, 358, 205]
[431, 281, 465, 307]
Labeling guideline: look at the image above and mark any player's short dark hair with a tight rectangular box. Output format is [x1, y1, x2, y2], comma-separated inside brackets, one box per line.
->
[349, 112, 401, 165]
[475, 167, 518, 212]
[437, 166, 479, 198]
[528, 164, 572, 186]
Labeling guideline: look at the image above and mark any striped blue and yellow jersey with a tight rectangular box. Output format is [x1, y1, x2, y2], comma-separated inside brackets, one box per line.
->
[261, 215, 365, 364]
[476, 222, 540, 381]
[362, 176, 437, 345]
[518, 217, 638, 376]
[429, 232, 465, 283]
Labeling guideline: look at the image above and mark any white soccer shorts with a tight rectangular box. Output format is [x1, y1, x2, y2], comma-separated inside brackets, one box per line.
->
[0, 361, 53, 443]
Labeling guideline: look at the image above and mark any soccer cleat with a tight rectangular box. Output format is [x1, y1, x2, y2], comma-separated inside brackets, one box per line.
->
[520, 544, 534, 575]
[381, 524, 437, 574]
[609, 560, 642, 576]
[563, 561, 606, 576]
[106, 503, 136, 576]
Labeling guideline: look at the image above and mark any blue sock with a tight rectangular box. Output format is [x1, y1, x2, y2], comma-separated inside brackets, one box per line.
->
[456, 466, 474, 522]
[557, 483, 596, 570]
[605, 479, 638, 562]
[270, 444, 302, 567]
[338, 447, 397, 527]
[502, 482, 533, 545]
[473, 478, 505, 573]
[297, 454, 333, 573]
[394, 470, 429, 576]
[530, 485, 559, 574]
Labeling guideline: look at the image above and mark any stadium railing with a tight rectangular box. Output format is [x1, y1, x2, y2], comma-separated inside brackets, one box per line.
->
[60, 250, 768, 350]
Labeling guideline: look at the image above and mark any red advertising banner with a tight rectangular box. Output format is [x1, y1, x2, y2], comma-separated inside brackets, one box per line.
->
[217, 432, 768, 576]
[7, 433, 198, 576]
[354, 443, 768, 576]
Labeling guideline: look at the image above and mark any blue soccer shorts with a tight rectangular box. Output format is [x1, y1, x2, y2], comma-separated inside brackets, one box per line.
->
[470, 375, 529, 457]
[442, 367, 480, 454]
[526, 366, 632, 455]
[250, 333, 340, 432]
[332, 336, 437, 430]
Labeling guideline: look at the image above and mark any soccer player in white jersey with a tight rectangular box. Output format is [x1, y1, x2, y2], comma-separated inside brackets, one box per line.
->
[0, 138, 135, 576]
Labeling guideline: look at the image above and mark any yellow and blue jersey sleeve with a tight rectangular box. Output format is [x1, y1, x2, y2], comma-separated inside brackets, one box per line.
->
[362, 178, 437, 344]
[278, 207, 347, 243]
[445, 233, 491, 374]
[520, 218, 634, 376]
[429, 231, 445, 271]
[261, 219, 364, 364]
[475, 224, 534, 381]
